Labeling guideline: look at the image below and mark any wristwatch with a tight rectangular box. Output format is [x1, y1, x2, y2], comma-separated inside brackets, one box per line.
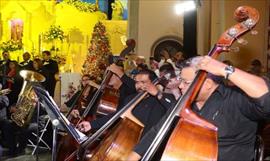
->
[156, 91, 163, 100]
[224, 65, 235, 80]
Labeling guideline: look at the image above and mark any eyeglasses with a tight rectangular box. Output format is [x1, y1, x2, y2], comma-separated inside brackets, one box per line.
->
[177, 76, 192, 86]
[82, 79, 90, 82]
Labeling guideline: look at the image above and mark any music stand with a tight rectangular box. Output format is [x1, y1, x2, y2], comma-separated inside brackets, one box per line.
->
[33, 85, 88, 161]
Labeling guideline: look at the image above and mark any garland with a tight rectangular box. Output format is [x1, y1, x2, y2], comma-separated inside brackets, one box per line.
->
[43, 25, 66, 42]
[0, 40, 23, 52]
[63, 0, 97, 13]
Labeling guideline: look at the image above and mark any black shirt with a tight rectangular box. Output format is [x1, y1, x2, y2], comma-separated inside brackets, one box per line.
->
[90, 74, 137, 128]
[118, 74, 137, 107]
[91, 92, 175, 137]
[134, 80, 270, 161]
[131, 93, 175, 136]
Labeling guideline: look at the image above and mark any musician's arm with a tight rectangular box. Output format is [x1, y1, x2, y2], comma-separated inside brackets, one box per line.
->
[90, 113, 115, 130]
[0, 95, 8, 109]
[120, 74, 136, 92]
[198, 56, 268, 98]
[108, 63, 136, 92]
[198, 56, 270, 116]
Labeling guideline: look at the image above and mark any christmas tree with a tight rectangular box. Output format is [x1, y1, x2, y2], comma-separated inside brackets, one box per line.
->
[82, 21, 112, 83]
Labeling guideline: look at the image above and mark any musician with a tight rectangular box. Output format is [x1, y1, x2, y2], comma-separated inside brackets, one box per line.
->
[68, 63, 136, 120]
[0, 85, 9, 124]
[0, 51, 11, 89]
[159, 63, 181, 100]
[42, 50, 59, 97]
[128, 56, 270, 161]
[19, 52, 33, 70]
[78, 69, 176, 138]
[0, 89, 47, 157]
[60, 74, 98, 116]
[6, 61, 23, 110]
[106, 63, 137, 104]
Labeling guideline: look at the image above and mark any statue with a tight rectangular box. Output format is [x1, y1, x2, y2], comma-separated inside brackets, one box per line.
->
[111, 0, 123, 20]
[11, 19, 23, 41]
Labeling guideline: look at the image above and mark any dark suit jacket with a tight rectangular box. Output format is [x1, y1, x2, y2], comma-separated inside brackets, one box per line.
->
[19, 60, 33, 70]
[42, 59, 59, 97]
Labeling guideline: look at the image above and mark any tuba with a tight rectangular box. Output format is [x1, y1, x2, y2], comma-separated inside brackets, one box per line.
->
[11, 70, 45, 127]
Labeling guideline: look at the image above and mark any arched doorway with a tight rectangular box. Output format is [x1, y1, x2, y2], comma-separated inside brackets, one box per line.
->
[151, 36, 183, 62]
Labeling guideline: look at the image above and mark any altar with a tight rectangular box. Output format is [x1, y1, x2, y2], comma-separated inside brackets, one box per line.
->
[0, 0, 128, 73]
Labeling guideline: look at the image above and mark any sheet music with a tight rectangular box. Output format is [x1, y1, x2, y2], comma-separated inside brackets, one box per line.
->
[33, 85, 88, 144]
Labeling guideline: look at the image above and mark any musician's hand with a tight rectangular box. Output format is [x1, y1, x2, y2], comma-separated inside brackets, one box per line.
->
[107, 64, 124, 78]
[77, 121, 91, 133]
[71, 109, 80, 118]
[127, 151, 141, 161]
[88, 80, 100, 89]
[143, 82, 159, 96]
[0, 88, 11, 95]
[194, 56, 226, 77]
[60, 104, 69, 113]
[9, 106, 17, 113]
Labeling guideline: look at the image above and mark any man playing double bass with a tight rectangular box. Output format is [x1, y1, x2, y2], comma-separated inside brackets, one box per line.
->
[78, 69, 176, 138]
[128, 56, 270, 161]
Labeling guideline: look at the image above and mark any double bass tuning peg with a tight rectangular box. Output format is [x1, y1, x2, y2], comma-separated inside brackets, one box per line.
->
[251, 30, 258, 35]
[228, 47, 240, 53]
[237, 38, 248, 45]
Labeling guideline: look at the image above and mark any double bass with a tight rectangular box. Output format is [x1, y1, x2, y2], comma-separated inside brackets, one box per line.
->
[57, 81, 99, 161]
[141, 6, 259, 161]
[66, 81, 100, 123]
[64, 72, 171, 161]
[59, 39, 136, 161]
[57, 71, 123, 161]
[94, 38, 136, 116]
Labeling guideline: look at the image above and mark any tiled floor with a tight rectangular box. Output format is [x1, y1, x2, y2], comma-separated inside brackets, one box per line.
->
[2, 147, 270, 161]
[2, 148, 51, 161]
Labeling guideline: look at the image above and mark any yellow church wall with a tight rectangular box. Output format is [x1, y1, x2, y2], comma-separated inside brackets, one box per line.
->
[102, 20, 127, 55]
[0, 1, 56, 59]
[0, 0, 127, 73]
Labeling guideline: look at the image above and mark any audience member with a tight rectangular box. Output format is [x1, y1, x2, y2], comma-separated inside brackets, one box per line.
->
[19, 52, 33, 70]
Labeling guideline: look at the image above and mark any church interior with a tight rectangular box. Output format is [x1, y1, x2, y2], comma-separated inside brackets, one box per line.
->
[0, 0, 270, 160]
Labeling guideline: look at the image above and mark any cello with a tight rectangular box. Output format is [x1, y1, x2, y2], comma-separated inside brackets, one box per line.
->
[141, 6, 259, 161]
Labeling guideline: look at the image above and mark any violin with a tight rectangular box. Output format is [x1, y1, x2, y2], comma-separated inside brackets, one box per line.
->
[141, 6, 259, 161]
